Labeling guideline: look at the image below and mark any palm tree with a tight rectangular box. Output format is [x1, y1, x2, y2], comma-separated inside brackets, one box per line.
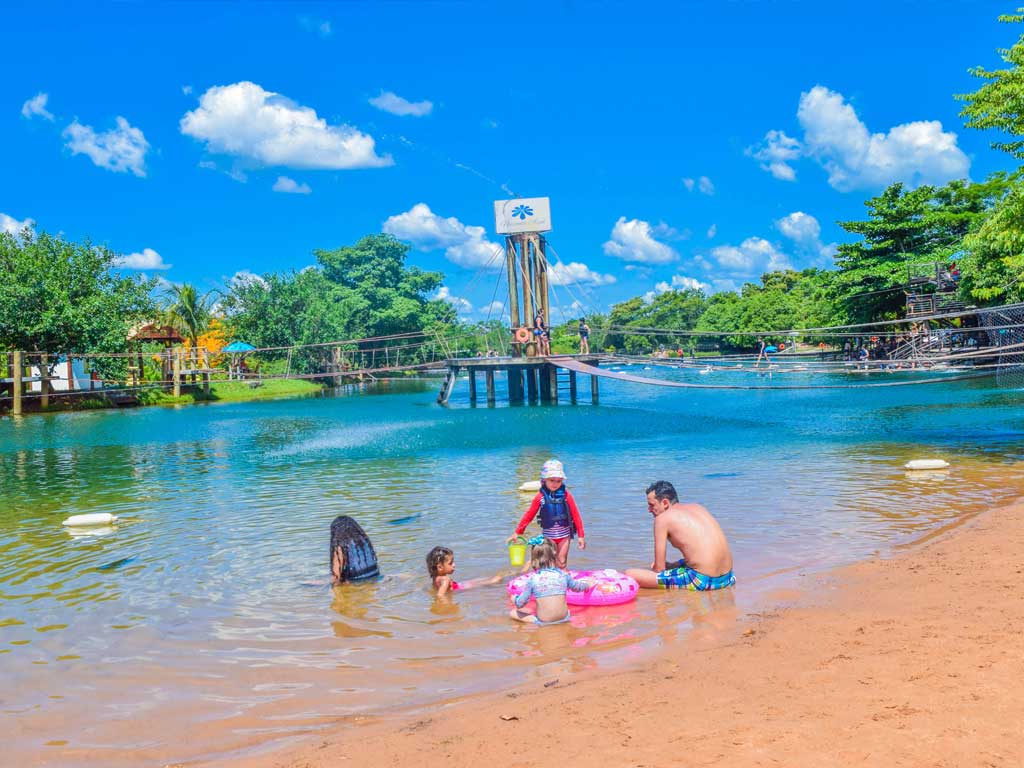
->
[164, 283, 218, 355]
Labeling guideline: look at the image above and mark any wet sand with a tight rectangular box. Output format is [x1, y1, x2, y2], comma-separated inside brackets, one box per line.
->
[220, 498, 1024, 768]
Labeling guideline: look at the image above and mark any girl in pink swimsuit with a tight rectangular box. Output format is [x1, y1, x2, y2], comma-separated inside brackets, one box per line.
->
[426, 546, 505, 597]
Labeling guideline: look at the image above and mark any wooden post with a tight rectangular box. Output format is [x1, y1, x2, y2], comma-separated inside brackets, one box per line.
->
[39, 353, 50, 409]
[172, 350, 181, 397]
[547, 364, 558, 404]
[569, 369, 577, 404]
[591, 374, 600, 404]
[12, 351, 23, 415]
[468, 369, 477, 403]
[67, 357, 75, 392]
[526, 366, 538, 403]
[203, 372, 210, 394]
[485, 369, 496, 404]
[508, 368, 523, 403]
[519, 237, 534, 357]
[506, 239, 521, 355]
[537, 236, 550, 328]
[538, 364, 551, 404]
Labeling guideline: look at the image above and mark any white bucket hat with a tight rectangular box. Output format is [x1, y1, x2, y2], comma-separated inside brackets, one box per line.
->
[540, 459, 566, 480]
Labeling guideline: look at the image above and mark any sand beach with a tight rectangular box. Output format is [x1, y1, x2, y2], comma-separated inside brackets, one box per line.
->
[224, 497, 1024, 768]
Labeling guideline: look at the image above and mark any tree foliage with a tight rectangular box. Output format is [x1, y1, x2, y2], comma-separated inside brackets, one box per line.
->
[694, 269, 837, 349]
[0, 230, 156, 355]
[959, 179, 1024, 303]
[164, 283, 218, 350]
[957, 8, 1024, 159]
[604, 289, 707, 353]
[832, 177, 1010, 322]
[220, 234, 455, 373]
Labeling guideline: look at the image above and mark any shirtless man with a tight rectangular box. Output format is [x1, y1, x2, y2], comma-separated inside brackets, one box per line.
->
[625, 480, 735, 591]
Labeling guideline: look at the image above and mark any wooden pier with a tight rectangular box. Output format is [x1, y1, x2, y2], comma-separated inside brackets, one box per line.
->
[437, 354, 601, 406]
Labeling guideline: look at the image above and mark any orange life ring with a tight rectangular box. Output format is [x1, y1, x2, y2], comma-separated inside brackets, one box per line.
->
[779, 343, 786, 351]
[514, 327, 531, 343]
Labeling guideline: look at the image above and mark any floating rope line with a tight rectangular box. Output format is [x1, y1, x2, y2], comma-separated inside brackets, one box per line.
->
[550, 357, 997, 391]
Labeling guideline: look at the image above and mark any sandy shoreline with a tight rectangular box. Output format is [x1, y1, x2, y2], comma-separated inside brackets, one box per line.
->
[207, 498, 1024, 768]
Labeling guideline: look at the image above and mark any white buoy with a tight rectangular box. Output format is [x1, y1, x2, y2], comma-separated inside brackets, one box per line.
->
[904, 459, 950, 471]
[518, 480, 541, 492]
[62, 512, 118, 527]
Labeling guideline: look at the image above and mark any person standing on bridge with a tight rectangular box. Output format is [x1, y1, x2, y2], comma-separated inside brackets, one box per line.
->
[534, 310, 550, 355]
[578, 317, 591, 354]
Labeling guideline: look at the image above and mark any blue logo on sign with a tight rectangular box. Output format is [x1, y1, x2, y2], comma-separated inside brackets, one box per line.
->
[511, 204, 534, 220]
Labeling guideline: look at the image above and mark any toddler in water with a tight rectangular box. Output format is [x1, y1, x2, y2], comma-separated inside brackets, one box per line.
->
[509, 538, 592, 625]
[426, 546, 504, 597]
[507, 459, 585, 569]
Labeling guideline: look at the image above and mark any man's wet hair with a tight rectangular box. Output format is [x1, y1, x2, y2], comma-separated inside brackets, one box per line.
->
[646, 480, 678, 504]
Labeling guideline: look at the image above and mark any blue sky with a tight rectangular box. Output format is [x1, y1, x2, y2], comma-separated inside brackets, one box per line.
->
[2, 1, 1017, 323]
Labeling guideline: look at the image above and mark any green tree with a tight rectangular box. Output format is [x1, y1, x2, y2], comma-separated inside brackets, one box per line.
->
[221, 234, 456, 373]
[694, 269, 837, 349]
[604, 289, 707, 352]
[0, 230, 156, 356]
[164, 283, 218, 350]
[957, 8, 1024, 159]
[959, 180, 1024, 303]
[833, 177, 1009, 322]
[314, 234, 450, 339]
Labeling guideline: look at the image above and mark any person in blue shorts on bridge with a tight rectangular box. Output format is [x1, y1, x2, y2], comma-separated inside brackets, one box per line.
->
[625, 481, 735, 591]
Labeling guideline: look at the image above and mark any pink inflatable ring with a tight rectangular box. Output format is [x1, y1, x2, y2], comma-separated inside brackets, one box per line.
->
[507, 568, 639, 607]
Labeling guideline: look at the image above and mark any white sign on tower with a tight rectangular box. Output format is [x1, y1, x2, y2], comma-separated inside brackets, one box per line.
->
[494, 197, 552, 234]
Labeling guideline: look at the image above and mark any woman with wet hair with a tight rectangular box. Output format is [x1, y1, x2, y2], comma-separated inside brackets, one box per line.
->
[329, 515, 379, 584]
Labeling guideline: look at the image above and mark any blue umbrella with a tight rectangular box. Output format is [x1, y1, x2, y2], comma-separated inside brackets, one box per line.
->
[222, 341, 256, 353]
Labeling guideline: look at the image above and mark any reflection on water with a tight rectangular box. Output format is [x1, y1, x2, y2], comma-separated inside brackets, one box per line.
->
[2, 375, 1023, 766]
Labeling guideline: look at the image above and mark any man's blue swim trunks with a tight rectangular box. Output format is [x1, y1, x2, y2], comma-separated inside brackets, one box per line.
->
[656, 559, 736, 591]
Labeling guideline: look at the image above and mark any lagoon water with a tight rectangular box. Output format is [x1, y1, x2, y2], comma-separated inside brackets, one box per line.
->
[3, 369, 1024, 765]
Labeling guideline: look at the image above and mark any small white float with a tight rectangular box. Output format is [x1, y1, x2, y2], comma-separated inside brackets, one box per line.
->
[517, 480, 541, 492]
[904, 459, 950, 471]
[62, 512, 119, 527]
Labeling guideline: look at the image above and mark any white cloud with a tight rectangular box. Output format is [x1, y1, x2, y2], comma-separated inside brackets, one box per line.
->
[683, 176, 714, 195]
[751, 85, 970, 190]
[180, 81, 391, 170]
[272, 175, 312, 194]
[652, 221, 690, 240]
[182, 85, 193, 96]
[481, 300, 507, 316]
[63, 116, 149, 177]
[775, 211, 837, 262]
[382, 202, 501, 269]
[230, 269, 269, 289]
[548, 261, 617, 287]
[435, 286, 472, 314]
[602, 217, 679, 264]
[369, 90, 433, 117]
[21, 92, 54, 121]
[644, 274, 710, 302]
[706, 224, 717, 239]
[746, 130, 801, 181]
[711, 237, 790, 274]
[0, 212, 35, 236]
[114, 248, 171, 270]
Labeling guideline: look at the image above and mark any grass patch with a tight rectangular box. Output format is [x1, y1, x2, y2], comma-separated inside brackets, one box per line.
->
[136, 378, 323, 406]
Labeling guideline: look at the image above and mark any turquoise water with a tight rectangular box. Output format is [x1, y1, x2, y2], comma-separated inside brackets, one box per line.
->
[3, 371, 1024, 765]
